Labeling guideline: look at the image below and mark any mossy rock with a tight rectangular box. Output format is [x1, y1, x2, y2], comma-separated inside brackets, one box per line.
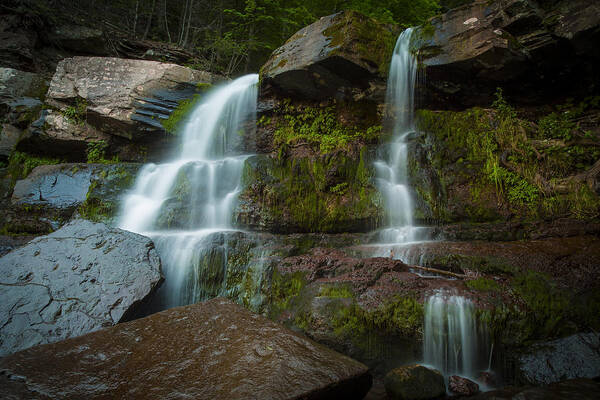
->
[260, 11, 396, 100]
[384, 365, 446, 400]
[235, 151, 383, 233]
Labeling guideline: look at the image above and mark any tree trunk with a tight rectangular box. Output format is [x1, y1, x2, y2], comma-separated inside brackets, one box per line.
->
[143, 0, 157, 40]
[164, 0, 171, 42]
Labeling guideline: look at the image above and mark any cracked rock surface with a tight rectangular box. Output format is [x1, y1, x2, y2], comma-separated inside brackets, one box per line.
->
[0, 298, 371, 399]
[0, 219, 162, 357]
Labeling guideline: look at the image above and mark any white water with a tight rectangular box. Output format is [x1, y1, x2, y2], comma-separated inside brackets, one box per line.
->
[118, 74, 258, 307]
[370, 27, 430, 262]
[423, 290, 492, 385]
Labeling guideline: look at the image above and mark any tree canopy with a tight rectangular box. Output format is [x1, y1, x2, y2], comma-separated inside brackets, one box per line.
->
[10, 0, 443, 75]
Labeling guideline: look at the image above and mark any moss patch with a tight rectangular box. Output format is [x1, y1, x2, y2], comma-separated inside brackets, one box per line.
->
[323, 11, 397, 77]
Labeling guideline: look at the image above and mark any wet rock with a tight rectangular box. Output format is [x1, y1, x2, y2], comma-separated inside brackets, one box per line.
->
[7, 163, 139, 232]
[384, 364, 446, 400]
[261, 11, 396, 102]
[235, 154, 383, 234]
[467, 378, 600, 400]
[0, 219, 162, 357]
[0, 298, 372, 399]
[517, 333, 600, 385]
[449, 375, 480, 396]
[415, 0, 600, 108]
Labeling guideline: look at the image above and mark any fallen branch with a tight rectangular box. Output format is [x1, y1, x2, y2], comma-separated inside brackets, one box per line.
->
[407, 264, 466, 279]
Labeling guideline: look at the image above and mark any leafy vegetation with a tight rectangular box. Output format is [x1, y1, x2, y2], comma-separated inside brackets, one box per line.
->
[35, 0, 442, 75]
[62, 98, 87, 125]
[416, 90, 600, 221]
[268, 100, 382, 154]
[7, 151, 62, 183]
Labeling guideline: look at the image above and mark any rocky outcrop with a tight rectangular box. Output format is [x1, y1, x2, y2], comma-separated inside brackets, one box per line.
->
[0, 67, 47, 160]
[415, 0, 600, 108]
[18, 57, 220, 161]
[0, 219, 162, 357]
[449, 375, 480, 396]
[4, 163, 139, 234]
[235, 153, 383, 233]
[384, 365, 446, 400]
[0, 298, 372, 399]
[517, 333, 600, 385]
[260, 11, 396, 102]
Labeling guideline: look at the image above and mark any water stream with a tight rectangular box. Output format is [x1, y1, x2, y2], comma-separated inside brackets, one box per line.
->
[118, 74, 259, 308]
[423, 290, 492, 383]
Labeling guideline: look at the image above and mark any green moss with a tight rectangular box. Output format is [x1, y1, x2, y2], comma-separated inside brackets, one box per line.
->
[195, 82, 213, 92]
[78, 167, 135, 222]
[319, 285, 354, 298]
[242, 150, 383, 233]
[466, 277, 501, 292]
[415, 90, 600, 221]
[162, 94, 203, 134]
[323, 11, 396, 77]
[6, 152, 62, 185]
[333, 295, 424, 340]
[269, 269, 307, 318]
[481, 270, 598, 346]
[61, 98, 87, 125]
[272, 100, 382, 154]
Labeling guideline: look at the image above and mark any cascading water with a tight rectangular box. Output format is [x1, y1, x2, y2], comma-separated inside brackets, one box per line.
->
[372, 28, 428, 262]
[118, 74, 258, 309]
[423, 290, 492, 385]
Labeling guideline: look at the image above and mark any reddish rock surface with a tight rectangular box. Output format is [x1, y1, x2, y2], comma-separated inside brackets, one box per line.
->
[0, 298, 372, 400]
[449, 375, 480, 396]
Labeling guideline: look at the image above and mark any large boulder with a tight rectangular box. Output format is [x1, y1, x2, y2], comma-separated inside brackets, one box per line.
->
[517, 333, 600, 385]
[20, 57, 220, 161]
[5, 163, 140, 234]
[0, 219, 162, 357]
[415, 0, 600, 108]
[0, 298, 372, 399]
[384, 365, 446, 400]
[260, 11, 396, 102]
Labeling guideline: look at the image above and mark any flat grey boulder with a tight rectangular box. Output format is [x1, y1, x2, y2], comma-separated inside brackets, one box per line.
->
[517, 333, 600, 385]
[0, 298, 372, 399]
[0, 219, 162, 357]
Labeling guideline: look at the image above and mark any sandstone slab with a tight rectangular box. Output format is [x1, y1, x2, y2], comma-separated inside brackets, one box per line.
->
[0, 298, 372, 399]
[0, 219, 162, 357]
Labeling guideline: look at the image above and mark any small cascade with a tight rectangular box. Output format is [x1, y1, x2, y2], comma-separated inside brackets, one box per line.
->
[374, 27, 429, 254]
[118, 74, 258, 308]
[423, 290, 492, 383]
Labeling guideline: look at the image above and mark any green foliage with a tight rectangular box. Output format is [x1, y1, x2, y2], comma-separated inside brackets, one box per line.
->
[333, 295, 424, 339]
[482, 270, 600, 346]
[62, 98, 87, 125]
[416, 89, 600, 221]
[466, 277, 500, 292]
[273, 100, 382, 154]
[7, 151, 61, 183]
[86, 140, 108, 163]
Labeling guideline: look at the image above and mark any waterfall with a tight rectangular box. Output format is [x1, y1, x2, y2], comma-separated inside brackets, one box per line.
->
[372, 27, 429, 262]
[423, 290, 491, 382]
[118, 74, 258, 308]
